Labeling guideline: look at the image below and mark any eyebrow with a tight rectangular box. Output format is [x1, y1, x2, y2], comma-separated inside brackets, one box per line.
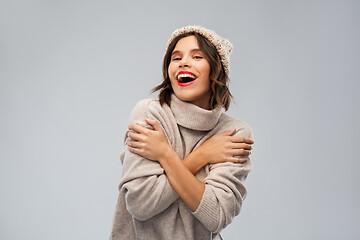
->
[171, 48, 202, 56]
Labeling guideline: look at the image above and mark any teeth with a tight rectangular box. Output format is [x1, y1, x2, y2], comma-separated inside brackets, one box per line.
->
[177, 73, 196, 80]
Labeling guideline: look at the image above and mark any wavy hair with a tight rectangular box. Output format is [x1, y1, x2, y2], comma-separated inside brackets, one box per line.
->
[152, 32, 233, 111]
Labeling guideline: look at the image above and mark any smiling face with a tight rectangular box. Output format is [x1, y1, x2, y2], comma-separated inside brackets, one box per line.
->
[168, 35, 211, 109]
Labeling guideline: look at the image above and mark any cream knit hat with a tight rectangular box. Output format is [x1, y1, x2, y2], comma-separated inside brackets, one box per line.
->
[166, 25, 233, 74]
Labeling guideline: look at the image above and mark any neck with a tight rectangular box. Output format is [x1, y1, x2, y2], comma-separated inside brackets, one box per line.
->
[189, 92, 212, 110]
[170, 94, 222, 131]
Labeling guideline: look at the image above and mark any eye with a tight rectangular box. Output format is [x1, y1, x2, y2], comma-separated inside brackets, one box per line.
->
[172, 57, 181, 61]
[194, 56, 203, 59]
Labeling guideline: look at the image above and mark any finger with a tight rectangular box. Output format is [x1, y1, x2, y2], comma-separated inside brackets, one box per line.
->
[129, 123, 149, 135]
[228, 156, 248, 163]
[232, 149, 252, 156]
[219, 129, 236, 136]
[231, 136, 254, 144]
[145, 118, 162, 132]
[232, 143, 253, 150]
[127, 139, 143, 148]
[128, 146, 143, 156]
[127, 130, 145, 142]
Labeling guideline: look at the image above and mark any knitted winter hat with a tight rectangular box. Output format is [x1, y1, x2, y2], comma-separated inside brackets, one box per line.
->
[166, 25, 233, 74]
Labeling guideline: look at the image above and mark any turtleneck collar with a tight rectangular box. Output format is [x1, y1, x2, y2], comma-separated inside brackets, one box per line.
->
[170, 94, 222, 131]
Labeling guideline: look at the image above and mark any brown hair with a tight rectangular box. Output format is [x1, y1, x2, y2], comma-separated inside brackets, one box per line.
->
[152, 32, 233, 111]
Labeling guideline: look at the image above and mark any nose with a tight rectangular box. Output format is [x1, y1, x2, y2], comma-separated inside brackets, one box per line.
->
[179, 56, 190, 68]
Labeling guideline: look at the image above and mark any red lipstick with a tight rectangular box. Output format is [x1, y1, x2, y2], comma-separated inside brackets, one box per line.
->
[176, 71, 197, 80]
[176, 71, 197, 86]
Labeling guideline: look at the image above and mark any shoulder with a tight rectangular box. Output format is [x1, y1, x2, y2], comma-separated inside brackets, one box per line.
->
[131, 98, 161, 113]
[129, 98, 172, 125]
[216, 113, 254, 140]
[130, 98, 162, 118]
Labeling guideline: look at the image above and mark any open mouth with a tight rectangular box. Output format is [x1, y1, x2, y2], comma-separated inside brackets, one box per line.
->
[176, 71, 197, 86]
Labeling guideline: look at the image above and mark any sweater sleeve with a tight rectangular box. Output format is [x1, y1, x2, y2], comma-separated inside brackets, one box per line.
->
[192, 125, 253, 233]
[118, 99, 179, 221]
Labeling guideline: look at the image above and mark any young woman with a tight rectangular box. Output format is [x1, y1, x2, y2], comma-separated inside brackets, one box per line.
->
[110, 26, 254, 240]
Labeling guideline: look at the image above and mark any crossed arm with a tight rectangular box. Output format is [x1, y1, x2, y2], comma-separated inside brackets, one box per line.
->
[126, 118, 253, 212]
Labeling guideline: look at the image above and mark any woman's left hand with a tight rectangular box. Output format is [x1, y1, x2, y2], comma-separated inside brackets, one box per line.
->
[127, 118, 171, 161]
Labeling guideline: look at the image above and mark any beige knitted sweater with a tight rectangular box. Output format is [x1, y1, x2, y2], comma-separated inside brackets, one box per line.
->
[110, 94, 253, 240]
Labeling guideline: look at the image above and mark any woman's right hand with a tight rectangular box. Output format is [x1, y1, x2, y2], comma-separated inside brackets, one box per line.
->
[197, 129, 254, 164]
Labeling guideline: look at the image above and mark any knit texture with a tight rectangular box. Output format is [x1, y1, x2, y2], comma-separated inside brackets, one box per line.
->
[110, 95, 253, 240]
[166, 25, 233, 74]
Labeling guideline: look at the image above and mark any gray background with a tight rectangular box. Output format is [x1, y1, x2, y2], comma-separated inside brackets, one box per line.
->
[1, 0, 359, 239]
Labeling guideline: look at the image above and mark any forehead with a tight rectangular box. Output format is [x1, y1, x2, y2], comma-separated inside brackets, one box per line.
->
[172, 35, 200, 52]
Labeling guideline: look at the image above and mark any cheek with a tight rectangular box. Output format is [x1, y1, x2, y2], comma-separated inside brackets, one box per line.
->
[168, 64, 175, 79]
[167, 65, 177, 88]
[200, 61, 211, 79]
[203, 66, 211, 83]
[205, 63, 211, 77]
[204, 70, 211, 90]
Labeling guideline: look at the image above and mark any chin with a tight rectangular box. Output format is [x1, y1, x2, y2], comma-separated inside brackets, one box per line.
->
[171, 83, 211, 108]
[173, 92, 194, 102]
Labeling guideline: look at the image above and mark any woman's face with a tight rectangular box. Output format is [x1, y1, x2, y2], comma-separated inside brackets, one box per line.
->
[168, 35, 211, 110]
